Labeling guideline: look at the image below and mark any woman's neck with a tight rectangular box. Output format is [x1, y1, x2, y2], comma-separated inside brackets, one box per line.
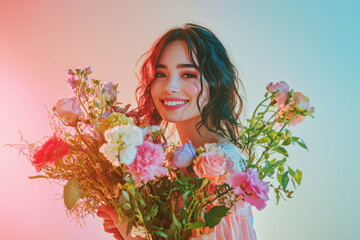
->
[174, 116, 221, 148]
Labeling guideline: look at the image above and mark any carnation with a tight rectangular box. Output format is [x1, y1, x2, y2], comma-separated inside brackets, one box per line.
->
[126, 141, 168, 187]
[32, 136, 70, 172]
[99, 125, 143, 166]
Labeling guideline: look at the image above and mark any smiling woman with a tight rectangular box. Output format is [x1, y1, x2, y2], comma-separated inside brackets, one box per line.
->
[129, 23, 255, 240]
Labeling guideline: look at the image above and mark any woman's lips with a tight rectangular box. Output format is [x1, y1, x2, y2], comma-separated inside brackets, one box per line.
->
[160, 99, 189, 110]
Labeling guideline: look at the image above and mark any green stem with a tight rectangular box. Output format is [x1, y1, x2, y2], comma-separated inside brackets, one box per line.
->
[76, 75, 105, 143]
[254, 113, 297, 167]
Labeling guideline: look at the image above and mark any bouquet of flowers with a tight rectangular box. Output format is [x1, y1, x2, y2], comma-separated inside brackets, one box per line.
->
[10, 67, 314, 240]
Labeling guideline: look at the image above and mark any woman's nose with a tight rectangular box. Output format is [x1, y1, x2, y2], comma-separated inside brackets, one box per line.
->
[164, 74, 180, 93]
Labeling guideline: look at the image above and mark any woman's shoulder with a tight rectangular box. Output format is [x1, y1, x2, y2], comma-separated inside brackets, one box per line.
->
[216, 139, 247, 172]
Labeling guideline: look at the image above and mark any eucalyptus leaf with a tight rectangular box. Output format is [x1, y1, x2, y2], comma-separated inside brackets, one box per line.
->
[63, 177, 84, 210]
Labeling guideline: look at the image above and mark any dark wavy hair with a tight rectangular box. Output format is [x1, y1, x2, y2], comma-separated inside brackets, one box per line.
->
[135, 23, 244, 146]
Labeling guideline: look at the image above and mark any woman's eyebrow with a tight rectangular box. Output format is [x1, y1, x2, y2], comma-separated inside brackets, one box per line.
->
[155, 63, 198, 69]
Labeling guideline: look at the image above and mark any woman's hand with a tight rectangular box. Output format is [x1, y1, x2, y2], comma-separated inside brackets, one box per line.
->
[97, 205, 145, 240]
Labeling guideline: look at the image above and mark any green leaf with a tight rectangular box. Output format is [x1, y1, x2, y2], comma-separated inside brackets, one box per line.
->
[296, 139, 308, 150]
[281, 172, 289, 191]
[285, 128, 291, 138]
[156, 231, 168, 238]
[265, 160, 270, 168]
[288, 167, 295, 177]
[188, 220, 205, 230]
[122, 190, 130, 201]
[258, 137, 269, 144]
[204, 206, 229, 228]
[273, 158, 286, 167]
[172, 212, 181, 229]
[63, 177, 84, 210]
[274, 146, 289, 157]
[282, 137, 292, 146]
[183, 190, 191, 210]
[122, 203, 131, 211]
[277, 173, 282, 185]
[294, 169, 302, 185]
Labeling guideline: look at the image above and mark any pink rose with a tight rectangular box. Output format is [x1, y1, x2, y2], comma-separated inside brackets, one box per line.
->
[126, 141, 168, 187]
[267, 81, 290, 106]
[103, 81, 118, 104]
[228, 168, 269, 210]
[275, 92, 315, 127]
[53, 97, 82, 123]
[32, 136, 70, 172]
[170, 141, 196, 168]
[193, 151, 229, 185]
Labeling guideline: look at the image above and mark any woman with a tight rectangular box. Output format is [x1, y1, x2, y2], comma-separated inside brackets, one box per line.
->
[136, 23, 256, 240]
[99, 23, 256, 240]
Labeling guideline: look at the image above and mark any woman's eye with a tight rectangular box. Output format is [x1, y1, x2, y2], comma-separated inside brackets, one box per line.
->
[155, 72, 166, 78]
[182, 73, 198, 79]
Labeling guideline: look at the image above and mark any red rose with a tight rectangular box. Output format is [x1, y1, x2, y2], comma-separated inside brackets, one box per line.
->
[31, 136, 70, 172]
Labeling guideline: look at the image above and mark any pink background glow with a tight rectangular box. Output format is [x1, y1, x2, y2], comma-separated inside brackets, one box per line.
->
[1, 1, 359, 240]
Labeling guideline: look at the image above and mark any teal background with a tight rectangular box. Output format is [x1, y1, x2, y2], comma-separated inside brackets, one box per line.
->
[0, 0, 358, 239]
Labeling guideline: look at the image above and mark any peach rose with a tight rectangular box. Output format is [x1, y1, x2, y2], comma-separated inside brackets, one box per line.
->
[193, 152, 229, 185]
[293, 92, 310, 112]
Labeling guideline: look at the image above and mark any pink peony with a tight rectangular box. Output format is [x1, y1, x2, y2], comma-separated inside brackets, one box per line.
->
[32, 136, 70, 172]
[228, 168, 269, 210]
[267, 81, 290, 106]
[170, 141, 196, 168]
[193, 151, 229, 185]
[126, 141, 168, 187]
[53, 97, 82, 123]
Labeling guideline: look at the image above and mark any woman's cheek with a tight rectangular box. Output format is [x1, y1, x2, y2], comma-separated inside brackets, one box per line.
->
[183, 82, 200, 97]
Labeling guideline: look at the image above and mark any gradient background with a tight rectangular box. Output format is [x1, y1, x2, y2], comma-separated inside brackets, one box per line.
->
[1, 0, 359, 239]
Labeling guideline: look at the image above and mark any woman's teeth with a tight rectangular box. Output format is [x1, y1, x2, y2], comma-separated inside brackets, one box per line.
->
[163, 101, 187, 106]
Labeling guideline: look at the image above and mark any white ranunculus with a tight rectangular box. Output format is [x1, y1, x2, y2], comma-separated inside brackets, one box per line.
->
[99, 125, 143, 166]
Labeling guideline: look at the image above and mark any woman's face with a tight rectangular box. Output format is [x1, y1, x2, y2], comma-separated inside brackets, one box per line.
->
[150, 40, 209, 124]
